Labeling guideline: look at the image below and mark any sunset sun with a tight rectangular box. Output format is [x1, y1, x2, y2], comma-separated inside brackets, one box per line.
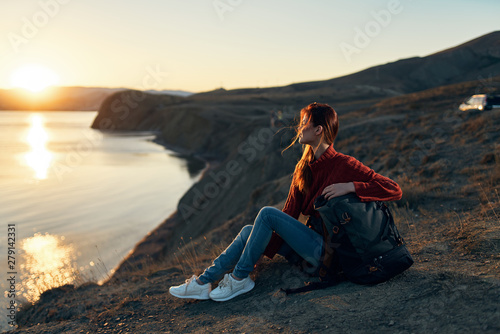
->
[10, 64, 60, 92]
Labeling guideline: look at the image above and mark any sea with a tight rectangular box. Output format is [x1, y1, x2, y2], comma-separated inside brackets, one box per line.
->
[0, 111, 203, 331]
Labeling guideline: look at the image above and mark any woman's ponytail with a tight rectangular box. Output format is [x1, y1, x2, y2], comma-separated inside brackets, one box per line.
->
[286, 103, 338, 194]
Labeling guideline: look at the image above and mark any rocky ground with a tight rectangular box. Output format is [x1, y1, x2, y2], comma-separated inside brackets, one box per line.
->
[12, 256, 500, 333]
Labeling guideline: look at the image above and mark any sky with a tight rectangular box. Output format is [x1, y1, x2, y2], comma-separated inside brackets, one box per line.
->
[1, 0, 499, 93]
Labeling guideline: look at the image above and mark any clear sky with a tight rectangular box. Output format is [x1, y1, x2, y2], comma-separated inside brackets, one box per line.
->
[1, 0, 499, 93]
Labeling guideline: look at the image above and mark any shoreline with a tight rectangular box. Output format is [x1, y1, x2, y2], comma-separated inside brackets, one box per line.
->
[106, 135, 221, 281]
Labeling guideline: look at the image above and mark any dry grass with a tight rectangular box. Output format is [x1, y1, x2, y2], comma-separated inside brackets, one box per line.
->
[389, 203, 420, 253]
[396, 174, 443, 209]
[171, 236, 227, 278]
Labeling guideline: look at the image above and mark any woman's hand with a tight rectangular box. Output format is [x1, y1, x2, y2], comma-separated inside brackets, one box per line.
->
[322, 182, 355, 200]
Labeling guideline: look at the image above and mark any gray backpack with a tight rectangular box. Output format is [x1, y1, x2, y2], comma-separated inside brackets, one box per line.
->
[314, 193, 413, 284]
[283, 194, 413, 294]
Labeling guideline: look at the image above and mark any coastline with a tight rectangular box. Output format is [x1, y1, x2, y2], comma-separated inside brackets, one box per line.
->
[89, 89, 301, 280]
[108, 138, 215, 280]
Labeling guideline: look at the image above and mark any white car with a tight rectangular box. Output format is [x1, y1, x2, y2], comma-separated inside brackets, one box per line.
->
[459, 94, 500, 111]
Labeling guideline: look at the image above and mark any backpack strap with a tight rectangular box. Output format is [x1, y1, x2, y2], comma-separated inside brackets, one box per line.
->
[283, 215, 344, 295]
[380, 202, 405, 246]
[315, 217, 345, 286]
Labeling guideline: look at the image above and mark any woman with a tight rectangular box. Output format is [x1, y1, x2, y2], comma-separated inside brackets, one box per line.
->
[169, 102, 402, 302]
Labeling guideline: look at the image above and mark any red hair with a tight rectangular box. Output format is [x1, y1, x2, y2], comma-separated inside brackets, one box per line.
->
[287, 102, 339, 194]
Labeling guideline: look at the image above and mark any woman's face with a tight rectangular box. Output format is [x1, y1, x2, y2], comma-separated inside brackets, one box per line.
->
[298, 115, 320, 145]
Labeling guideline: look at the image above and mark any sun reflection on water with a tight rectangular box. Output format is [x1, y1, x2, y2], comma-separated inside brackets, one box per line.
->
[24, 114, 52, 180]
[19, 233, 78, 303]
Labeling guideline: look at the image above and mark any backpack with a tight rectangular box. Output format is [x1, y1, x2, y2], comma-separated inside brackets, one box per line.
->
[283, 193, 413, 294]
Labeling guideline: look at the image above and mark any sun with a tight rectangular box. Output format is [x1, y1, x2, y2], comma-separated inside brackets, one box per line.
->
[10, 64, 60, 92]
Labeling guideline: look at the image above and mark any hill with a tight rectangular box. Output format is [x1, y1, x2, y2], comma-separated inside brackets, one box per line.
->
[185, 30, 500, 106]
[0, 87, 192, 111]
[12, 31, 500, 333]
[0, 87, 122, 111]
[91, 31, 500, 158]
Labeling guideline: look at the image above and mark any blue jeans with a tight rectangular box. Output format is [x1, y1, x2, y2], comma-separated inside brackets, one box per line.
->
[198, 206, 324, 283]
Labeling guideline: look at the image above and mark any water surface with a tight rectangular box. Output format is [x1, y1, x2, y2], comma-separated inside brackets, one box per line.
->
[0, 111, 202, 323]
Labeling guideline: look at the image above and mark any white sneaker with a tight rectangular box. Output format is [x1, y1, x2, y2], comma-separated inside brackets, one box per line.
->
[169, 275, 211, 300]
[209, 273, 255, 302]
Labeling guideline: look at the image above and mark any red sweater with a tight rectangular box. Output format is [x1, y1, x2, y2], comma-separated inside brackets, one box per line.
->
[264, 143, 402, 258]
